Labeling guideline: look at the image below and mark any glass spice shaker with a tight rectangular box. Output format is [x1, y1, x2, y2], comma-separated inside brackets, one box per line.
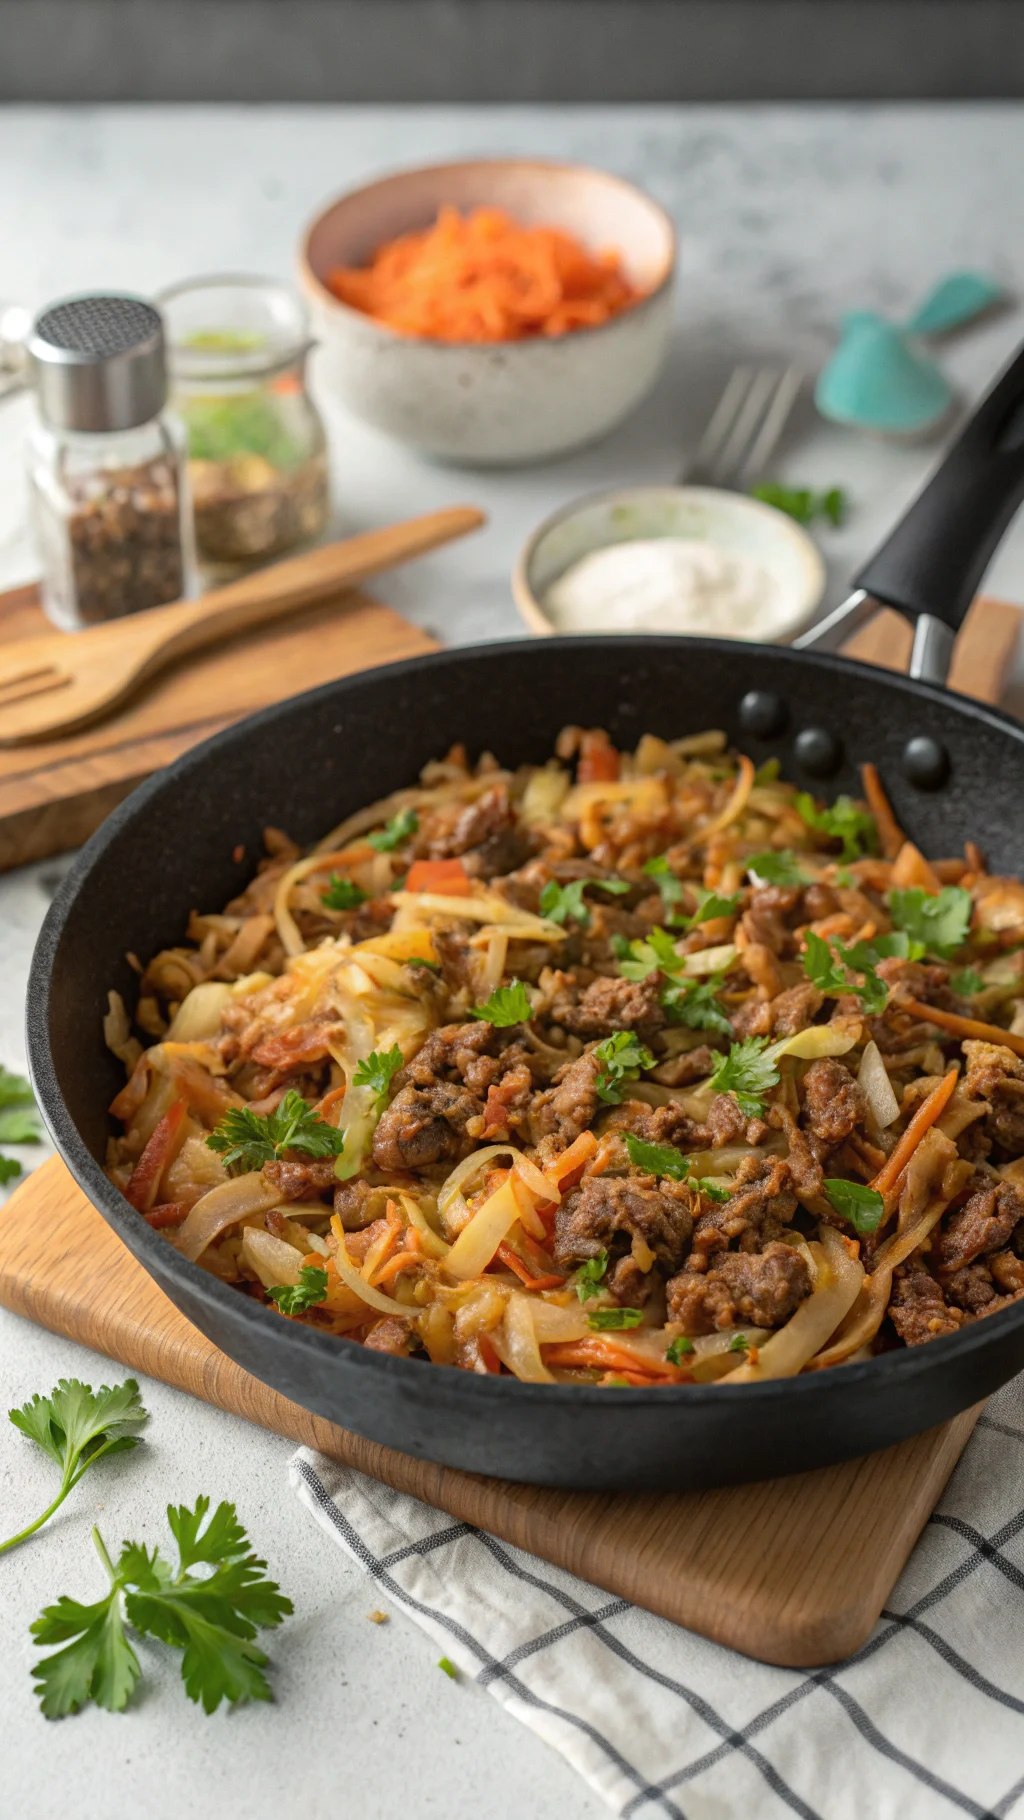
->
[25, 294, 196, 629]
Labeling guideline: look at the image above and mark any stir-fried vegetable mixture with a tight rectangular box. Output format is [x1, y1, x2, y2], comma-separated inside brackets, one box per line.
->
[104, 727, 1024, 1388]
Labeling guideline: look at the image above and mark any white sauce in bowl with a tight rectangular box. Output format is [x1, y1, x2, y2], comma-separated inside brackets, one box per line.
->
[543, 536, 785, 638]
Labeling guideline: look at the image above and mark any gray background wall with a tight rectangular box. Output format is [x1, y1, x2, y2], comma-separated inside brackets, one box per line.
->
[1, 0, 1023, 102]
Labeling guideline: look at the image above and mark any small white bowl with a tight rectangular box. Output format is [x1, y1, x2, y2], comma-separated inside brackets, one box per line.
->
[299, 159, 676, 466]
[513, 486, 827, 641]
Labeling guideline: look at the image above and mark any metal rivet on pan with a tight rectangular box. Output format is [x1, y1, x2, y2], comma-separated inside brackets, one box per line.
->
[794, 726, 842, 777]
[902, 734, 950, 789]
[738, 690, 788, 737]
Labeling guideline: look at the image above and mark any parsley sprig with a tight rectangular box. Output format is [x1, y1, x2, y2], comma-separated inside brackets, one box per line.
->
[746, 851, 809, 887]
[31, 1496, 291, 1718]
[615, 926, 732, 1036]
[802, 929, 888, 1015]
[592, 1032, 655, 1104]
[267, 1265, 329, 1315]
[352, 1045, 404, 1102]
[2, 1379, 148, 1557]
[207, 1089, 345, 1175]
[368, 808, 419, 852]
[320, 875, 368, 911]
[823, 1178, 885, 1236]
[795, 793, 878, 862]
[622, 1132, 730, 1200]
[708, 1036, 780, 1119]
[468, 980, 532, 1027]
[889, 886, 973, 959]
[0, 1063, 43, 1186]
[539, 876, 629, 928]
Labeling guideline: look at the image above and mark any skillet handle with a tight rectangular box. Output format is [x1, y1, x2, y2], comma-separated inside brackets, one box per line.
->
[854, 338, 1024, 633]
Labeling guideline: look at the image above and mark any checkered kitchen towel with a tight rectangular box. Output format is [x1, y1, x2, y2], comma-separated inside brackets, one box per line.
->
[290, 1377, 1024, 1820]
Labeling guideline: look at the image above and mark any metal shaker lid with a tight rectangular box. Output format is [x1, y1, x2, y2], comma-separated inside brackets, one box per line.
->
[28, 294, 167, 432]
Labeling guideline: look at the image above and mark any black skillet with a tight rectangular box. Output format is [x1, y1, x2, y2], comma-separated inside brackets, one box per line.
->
[25, 343, 1024, 1492]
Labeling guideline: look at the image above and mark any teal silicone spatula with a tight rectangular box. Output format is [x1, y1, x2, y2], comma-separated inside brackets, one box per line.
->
[815, 272, 1006, 436]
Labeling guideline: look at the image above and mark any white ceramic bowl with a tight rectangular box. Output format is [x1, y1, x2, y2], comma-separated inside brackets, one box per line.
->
[299, 160, 676, 466]
[513, 485, 827, 641]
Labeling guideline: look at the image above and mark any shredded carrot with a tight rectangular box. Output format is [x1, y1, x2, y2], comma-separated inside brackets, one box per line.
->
[476, 1333, 503, 1374]
[545, 1129, 598, 1191]
[405, 858, 472, 895]
[860, 763, 905, 859]
[901, 999, 1024, 1061]
[327, 206, 645, 343]
[869, 1067, 959, 1199]
[314, 1084, 347, 1122]
[372, 1238, 423, 1287]
[494, 1241, 565, 1292]
[542, 1339, 683, 1380]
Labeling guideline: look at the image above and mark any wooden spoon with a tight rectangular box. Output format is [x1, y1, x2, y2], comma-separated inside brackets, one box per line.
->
[0, 506, 484, 746]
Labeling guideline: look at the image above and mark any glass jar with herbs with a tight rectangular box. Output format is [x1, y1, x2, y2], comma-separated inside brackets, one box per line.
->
[158, 277, 329, 579]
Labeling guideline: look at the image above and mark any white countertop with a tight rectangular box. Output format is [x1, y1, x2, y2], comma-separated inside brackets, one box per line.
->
[3, 101, 1024, 1820]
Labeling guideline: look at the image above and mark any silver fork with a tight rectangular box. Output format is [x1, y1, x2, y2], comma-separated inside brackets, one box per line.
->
[681, 364, 804, 489]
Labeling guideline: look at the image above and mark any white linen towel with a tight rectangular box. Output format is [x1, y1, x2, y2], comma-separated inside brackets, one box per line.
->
[290, 1376, 1024, 1820]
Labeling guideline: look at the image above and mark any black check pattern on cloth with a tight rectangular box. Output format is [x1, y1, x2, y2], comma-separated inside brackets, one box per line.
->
[290, 1377, 1024, 1820]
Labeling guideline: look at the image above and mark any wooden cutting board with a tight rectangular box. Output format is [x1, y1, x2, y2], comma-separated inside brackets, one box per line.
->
[0, 580, 438, 872]
[0, 1157, 981, 1668]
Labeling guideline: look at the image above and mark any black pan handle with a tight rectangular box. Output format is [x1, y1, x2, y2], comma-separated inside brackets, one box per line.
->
[854, 339, 1024, 630]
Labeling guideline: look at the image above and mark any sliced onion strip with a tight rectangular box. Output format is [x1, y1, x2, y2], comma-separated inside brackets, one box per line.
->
[174, 1173, 284, 1262]
[330, 1215, 416, 1315]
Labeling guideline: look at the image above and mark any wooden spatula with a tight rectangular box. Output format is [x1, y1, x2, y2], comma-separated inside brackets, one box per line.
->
[0, 506, 483, 745]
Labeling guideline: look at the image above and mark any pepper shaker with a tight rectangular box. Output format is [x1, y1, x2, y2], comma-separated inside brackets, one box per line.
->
[25, 294, 196, 629]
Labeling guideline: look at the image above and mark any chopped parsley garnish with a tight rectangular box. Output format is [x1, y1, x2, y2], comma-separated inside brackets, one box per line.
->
[539, 876, 630, 929]
[660, 972, 733, 1037]
[857, 929, 926, 964]
[468, 979, 532, 1027]
[751, 482, 847, 527]
[266, 1265, 329, 1315]
[728, 1332, 750, 1352]
[665, 1336, 694, 1364]
[437, 1656, 458, 1680]
[206, 1089, 345, 1174]
[688, 888, 742, 926]
[368, 808, 419, 852]
[352, 1045, 404, 1102]
[0, 1062, 42, 1185]
[888, 886, 973, 959]
[693, 1177, 730, 1203]
[408, 956, 441, 974]
[823, 1178, 885, 1235]
[592, 1032, 655, 1104]
[795, 792, 878, 862]
[623, 1132, 690, 1179]
[575, 1251, 609, 1302]
[642, 854, 686, 924]
[616, 924, 683, 982]
[746, 850, 809, 887]
[320, 875, 368, 911]
[3, 1378, 148, 1557]
[30, 1496, 290, 1718]
[754, 757, 781, 785]
[950, 967, 984, 997]
[802, 929, 888, 1015]
[588, 1307, 644, 1331]
[708, 1036, 780, 1119]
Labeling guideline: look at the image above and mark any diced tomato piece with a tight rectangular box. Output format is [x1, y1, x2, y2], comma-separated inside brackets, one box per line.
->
[125, 1100, 187, 1213]
[405, 858, 472, 895]
[577, 730, 620, 784]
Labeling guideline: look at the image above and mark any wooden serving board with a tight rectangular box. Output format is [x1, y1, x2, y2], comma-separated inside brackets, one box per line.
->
[0, 1157, 981, 1668]
[0, 580, 438, 872]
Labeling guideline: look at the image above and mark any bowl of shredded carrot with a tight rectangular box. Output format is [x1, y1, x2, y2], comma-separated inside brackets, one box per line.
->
[300, 159, 676, 463]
